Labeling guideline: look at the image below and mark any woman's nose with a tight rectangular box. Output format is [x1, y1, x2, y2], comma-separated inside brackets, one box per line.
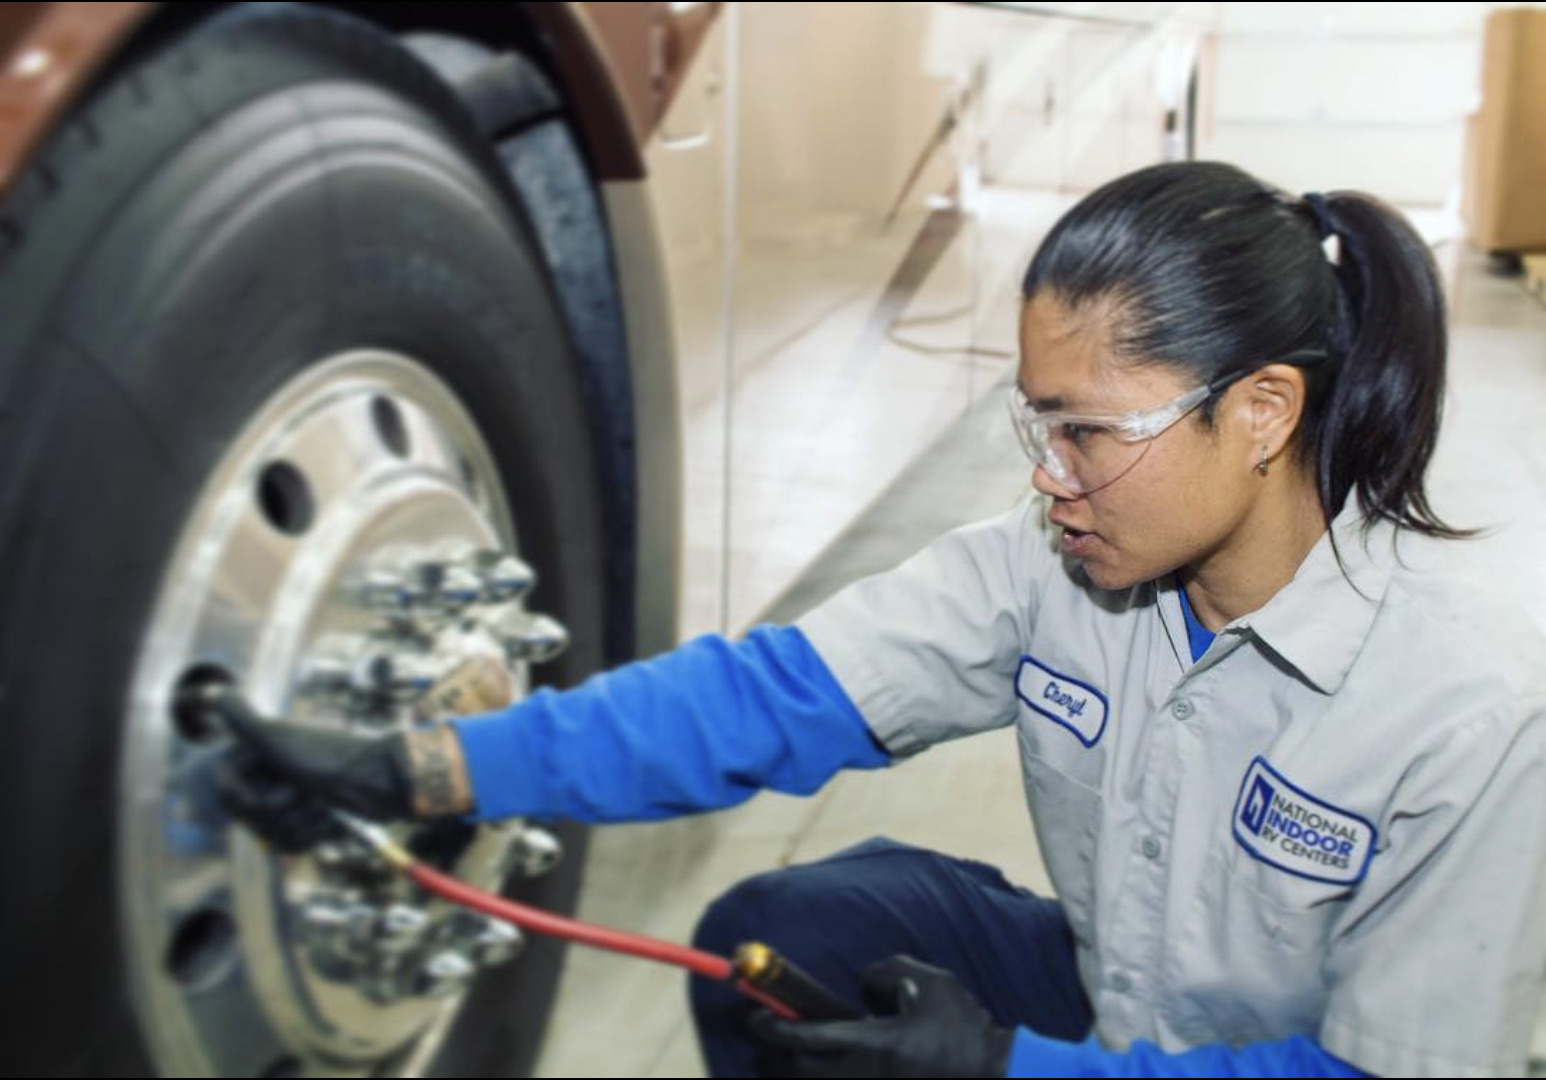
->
[1030, 462, 1079, 500]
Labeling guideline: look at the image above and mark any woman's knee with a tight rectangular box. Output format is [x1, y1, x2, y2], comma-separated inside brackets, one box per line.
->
[692, 865, 801, 953]
[690, 836, 917, 953]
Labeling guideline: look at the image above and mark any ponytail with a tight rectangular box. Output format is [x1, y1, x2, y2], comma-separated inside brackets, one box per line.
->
[1304, 192, 1469, 537]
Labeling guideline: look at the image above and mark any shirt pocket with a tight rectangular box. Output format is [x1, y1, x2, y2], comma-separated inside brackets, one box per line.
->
[1225, 837, 1355, 938]
[1019, 733, 1104, 946]
[1168, 836, 1351, 1043]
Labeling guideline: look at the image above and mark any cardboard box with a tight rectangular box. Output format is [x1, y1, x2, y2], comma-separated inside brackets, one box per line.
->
[1464, 8, 1546, 253]
[1524, 253, 1546, 306]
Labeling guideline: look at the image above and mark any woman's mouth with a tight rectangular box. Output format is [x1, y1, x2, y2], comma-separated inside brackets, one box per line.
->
[1059, 526, 1098, 558]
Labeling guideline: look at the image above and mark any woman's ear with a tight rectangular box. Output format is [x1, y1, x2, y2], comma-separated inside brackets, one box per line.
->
[1241, 363, 1308, 461]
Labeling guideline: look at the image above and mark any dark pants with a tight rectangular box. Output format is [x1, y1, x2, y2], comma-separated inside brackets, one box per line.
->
[688, 836, 1094, 1078]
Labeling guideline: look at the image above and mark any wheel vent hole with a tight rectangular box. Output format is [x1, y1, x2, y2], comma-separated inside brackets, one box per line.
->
[171, 665, 235, 743]
[166, 909, 238, 989]
[372, 395, 411, 459]
[257, 461, 314, 536]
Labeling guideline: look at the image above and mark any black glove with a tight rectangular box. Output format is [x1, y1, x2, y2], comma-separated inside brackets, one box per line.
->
[748, 955, 1015, 1079]
[188, 684, 417, 851]
[214, 750, 352, 852]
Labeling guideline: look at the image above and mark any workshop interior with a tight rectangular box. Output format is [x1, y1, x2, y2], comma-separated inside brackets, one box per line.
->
[1, 2, 1544, 1077]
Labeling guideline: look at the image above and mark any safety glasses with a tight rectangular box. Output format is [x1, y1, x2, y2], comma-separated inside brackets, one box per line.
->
[1007, 350, 1329, 495]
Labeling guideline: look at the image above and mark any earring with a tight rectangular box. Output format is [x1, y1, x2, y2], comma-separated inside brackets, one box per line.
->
[1257, 447, 1270, 477]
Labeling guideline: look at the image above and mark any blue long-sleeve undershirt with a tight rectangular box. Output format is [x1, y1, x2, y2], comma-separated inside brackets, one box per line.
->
[1008, 1029, 1369, 1077]
[447, 623, 1368, 1078]
[449, 624, 889, 823]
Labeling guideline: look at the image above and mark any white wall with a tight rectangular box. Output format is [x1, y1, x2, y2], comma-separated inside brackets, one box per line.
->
[1201, 2, 1511, 206]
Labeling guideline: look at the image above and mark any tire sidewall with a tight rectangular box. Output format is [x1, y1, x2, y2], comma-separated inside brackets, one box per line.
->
[0, 7, 607, 1075]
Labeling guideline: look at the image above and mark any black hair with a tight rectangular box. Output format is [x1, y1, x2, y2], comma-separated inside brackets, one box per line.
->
[1020, 160, 1468, 540]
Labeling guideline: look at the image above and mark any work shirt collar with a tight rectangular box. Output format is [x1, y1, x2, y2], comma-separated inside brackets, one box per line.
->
[1226, 500, 1398, 694]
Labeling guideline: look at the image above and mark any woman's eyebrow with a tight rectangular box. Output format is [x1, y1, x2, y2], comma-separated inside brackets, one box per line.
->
[1018, 384, 1071, 411]
[1015, 377, 1070, 412]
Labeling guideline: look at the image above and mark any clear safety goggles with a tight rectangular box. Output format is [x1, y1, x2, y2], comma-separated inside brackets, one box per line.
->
[1007, 350, 1329, 495]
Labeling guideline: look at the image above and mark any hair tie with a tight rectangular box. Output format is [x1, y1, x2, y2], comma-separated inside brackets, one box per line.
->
[1302, 192, 1334, 239]
[1302, 191, 1340, 265]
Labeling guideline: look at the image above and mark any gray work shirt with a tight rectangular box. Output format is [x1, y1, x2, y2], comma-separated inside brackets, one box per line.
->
[797, 494, 1546, 1077]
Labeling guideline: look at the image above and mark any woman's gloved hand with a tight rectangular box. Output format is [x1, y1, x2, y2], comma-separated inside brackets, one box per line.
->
[186, 684, 474, 852]
[748, 954, 1015, 1078]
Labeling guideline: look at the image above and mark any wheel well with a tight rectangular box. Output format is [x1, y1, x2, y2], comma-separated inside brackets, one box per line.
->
[60, 0, 644, 664]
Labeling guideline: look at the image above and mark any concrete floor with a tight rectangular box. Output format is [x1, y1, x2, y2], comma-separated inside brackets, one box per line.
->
[532, 242, 1546, 1077]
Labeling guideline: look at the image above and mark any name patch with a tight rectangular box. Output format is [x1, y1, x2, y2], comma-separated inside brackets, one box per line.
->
[1232, 757, 1376, 885]
[1015, 655, 1108, 747]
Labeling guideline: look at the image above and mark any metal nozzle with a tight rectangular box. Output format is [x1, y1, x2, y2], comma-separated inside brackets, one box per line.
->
[330, 810, 414, 870]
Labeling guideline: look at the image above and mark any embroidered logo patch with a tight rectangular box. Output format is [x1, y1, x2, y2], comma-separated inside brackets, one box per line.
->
[1015, 655, 1108, 747]
[1233, 756, 1376, 885]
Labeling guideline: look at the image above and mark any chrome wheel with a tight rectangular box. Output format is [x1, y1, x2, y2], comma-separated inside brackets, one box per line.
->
[118, 350, 568, 1077]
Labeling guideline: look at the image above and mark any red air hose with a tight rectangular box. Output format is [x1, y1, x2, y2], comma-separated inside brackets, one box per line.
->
[342, 814, 803, 1018]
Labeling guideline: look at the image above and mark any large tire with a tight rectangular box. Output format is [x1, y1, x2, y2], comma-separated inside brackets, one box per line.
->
[0, 4, 609, 1075]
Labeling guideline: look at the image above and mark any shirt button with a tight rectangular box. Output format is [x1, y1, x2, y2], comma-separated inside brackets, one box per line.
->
[1141, 837, 1163, 860]
[1170, 698, 1195, 721]
[1110, 972, 1132, 993]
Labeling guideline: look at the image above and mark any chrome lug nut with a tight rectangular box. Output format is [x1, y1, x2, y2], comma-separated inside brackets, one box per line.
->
[313, 842, 350, 870]
[418, 950, 477, 998]
[505, 825, 563, 878]
[438, 565, 484, 611]
[403, 561, 452, 610]
[353, 652, 441, 701]
[378, 904, 431, 954]
[313, 841, 369, 873]
[300, 897, 351, 945]
[351, 655, 390, 697]
[487, 607, 570, 664]
[344, 902, 379, 949]
[472, 919, 523, 967]
[361, 568, 410, 613]
[474, 552, 536, 603]
[385, 653, 442, 698]
[301, 635, 376, 699]
[299, 896, 379, 954]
